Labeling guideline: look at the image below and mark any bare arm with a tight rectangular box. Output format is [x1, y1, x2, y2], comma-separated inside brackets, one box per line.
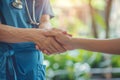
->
[39, 14, 52, 29]
[71, 38, 120, 54]
[44, 31, 120, 54]
[0, 24, 44, 43]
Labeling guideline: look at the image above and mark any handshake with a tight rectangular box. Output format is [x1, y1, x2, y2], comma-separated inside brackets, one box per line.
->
[27, 27, 120, 55]
[30, 28, 74, 55]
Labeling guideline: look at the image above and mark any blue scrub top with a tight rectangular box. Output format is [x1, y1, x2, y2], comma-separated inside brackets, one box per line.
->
[0, 0, 54, 80]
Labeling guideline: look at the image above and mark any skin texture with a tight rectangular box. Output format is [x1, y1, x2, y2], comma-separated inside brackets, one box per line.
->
[0, 23, 65, 54]
[44, 30, 120, 54]
[0, 24, 52, 48]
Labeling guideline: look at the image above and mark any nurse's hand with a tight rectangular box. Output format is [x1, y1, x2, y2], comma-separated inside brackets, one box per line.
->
[29, 29, 66, 54]
[41, 28, 72, 54]
[38, 20, 69, 54]
[41, 37, 67, 55]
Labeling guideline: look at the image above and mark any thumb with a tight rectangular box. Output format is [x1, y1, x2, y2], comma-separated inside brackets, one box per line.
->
[43, 31, 57, 37]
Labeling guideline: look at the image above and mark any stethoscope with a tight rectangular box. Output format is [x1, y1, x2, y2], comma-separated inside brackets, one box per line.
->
[12, 0, 23, 9]
[12, 0, 39, 26]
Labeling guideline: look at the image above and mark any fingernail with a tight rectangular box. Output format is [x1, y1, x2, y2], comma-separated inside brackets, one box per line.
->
[43, 50, 48, 53]
[35, 45, 39, 50]
[63, 32, 67, 34]
[68, 34, 72, 37]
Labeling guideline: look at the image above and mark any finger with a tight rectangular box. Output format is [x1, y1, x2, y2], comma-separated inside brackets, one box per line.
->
[43, 38, 61, 54]
[46, 39, 58, 54]
[48, 38, 60, 54]
[41, 38, 55, 54]
[67, 34, 72, 37]
[43, 50, 50, 55]
[48, 45, 57, 54]
[36, 42, 43, 51]
[52, 28, 68, 35]
[43, 31, 57, 37]
[43, 50, 48, 53]
[45, 28, 66, 36]
[52, 28, 66, 32]
[40, 44, 51, 54]
[63, 31, 67, 34]
[51, 38, 67, 53]
[37, 39, 50, 53]
[35, 45, 39, 50]
[62, 31, 72, 37]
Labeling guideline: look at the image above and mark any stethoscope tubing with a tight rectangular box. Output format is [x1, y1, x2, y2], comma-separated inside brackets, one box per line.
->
[12, 0, 23, 9]
[12, 0, 39, 26]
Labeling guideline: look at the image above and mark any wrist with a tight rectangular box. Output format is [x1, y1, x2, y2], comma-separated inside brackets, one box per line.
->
[70, 38, 80, 49]
[39, 22, 52, 29]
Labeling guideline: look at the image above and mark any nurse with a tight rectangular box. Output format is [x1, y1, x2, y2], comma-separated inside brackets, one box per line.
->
[0, 0, 66, 80]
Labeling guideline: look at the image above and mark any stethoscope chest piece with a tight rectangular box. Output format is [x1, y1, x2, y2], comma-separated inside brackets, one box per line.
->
[12, 1, 23, 9]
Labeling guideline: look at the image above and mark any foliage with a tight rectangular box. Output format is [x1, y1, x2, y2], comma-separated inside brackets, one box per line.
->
[45, 0, 120, 80]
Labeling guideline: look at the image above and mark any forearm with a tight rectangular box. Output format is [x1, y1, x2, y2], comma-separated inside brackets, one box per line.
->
[0, 24, 38, 43]
[39, 14, 52, 29]
[71, 38, 120, 54]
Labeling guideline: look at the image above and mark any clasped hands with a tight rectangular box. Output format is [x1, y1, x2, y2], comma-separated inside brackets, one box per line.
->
[34, 28, 73, 55]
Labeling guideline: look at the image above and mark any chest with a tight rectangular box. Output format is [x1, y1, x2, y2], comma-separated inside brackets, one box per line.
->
[0, 0, 44, 10]
[0, 0, 45, 28]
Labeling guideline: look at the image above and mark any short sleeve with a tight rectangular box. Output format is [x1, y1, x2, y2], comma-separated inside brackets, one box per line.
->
[0, 13, 1, 23]
[42, 0, 54, 19]
[0, 11, 1, 22]
[0, 6, 1, 23]
[0, 17, 1, 23]
[0, 2, 1, 23]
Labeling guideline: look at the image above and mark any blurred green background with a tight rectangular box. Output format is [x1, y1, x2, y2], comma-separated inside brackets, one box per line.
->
[44, 0, 120, 80]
